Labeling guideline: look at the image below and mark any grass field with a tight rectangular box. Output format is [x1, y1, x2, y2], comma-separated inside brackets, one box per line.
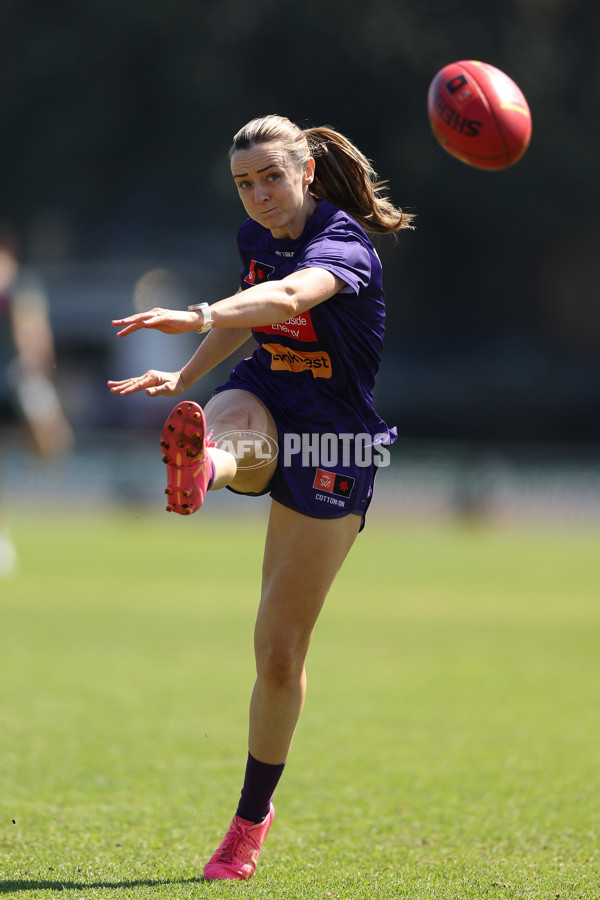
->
[1, 508, 599, 899]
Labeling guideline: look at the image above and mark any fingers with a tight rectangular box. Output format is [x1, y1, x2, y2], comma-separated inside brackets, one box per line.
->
[107, 370, 183, 397]
[145, 382, 180, 397]
[113, 322, 142, 337]
[111, 308, 196, 336]
[112, 310, 161, 337]
[112, 313, 163, 337]
[107, 377, 148, 396]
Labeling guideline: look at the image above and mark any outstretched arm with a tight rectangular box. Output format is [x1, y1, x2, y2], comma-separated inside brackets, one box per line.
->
[108, 325, 251, 397]
[111, 267, 345, 337]
[108, 267, 346, 398]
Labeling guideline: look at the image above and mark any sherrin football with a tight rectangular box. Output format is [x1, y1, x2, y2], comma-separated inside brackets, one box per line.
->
[427, 60, 532, 171]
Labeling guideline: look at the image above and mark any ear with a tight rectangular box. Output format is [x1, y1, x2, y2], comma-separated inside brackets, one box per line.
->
[303, 157, 315, 185]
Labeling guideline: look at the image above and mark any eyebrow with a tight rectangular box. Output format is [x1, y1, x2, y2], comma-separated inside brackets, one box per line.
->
[232, 164, 279, 179]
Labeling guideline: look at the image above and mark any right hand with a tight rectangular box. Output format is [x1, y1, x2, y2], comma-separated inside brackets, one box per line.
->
[107, 369, 186, 397]
[112, 307, 201, 337]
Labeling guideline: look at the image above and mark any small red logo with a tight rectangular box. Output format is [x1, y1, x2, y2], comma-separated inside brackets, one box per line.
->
[312, 468, 355, 498]
[244, 260, 275, 285]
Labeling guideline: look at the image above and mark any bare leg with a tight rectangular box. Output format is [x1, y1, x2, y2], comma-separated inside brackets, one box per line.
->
[203, 390, 279, 494]
[202, 471, 361, 880]
[249, 499, 361, 764]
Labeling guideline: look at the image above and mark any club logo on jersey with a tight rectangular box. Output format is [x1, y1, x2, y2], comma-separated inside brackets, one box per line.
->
[262, 343, 332, 378]
[253, 309, 317, 342]
[312, 468, 355, 498]
[245, 260, 275, 285]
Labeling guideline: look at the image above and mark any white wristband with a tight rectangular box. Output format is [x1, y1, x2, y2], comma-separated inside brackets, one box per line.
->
[187, 302, 213, 333]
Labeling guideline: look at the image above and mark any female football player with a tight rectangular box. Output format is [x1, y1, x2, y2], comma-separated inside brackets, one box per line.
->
[108, 114, 413, 880]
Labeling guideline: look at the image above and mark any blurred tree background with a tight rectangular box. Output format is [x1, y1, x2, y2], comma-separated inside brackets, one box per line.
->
[1, 0, 599, 443]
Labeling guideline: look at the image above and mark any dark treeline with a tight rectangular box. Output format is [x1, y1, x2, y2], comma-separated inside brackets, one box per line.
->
[1, 0, 598, 441]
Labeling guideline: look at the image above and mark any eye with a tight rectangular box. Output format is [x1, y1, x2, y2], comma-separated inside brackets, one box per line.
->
[266, 172, 280, 183]
[237, 180, 252, 190]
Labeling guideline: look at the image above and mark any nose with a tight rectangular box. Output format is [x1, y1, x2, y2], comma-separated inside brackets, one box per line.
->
[254, 182, 270, 204]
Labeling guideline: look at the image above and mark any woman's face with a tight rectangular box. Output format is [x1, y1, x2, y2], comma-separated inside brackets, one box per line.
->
[231, 141, 316, 240]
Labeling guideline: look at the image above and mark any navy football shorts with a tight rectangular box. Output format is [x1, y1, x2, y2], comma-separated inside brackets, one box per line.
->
[212, 384, 379, 531]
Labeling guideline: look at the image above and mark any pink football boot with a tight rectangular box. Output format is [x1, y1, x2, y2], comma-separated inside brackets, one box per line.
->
[160, 401, 215, 515]
[203, 804, 275, 881]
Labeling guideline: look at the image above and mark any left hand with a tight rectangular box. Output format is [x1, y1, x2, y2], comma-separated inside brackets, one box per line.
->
[107, 369, 185, 397]
[112, 307, 201, 337]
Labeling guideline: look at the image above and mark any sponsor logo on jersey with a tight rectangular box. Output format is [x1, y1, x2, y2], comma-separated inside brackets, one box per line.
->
[262, 343, 332, 378]
[312, 468, 355, 498]
[253, 309, 317, 342]
[244, 260, 275, 285]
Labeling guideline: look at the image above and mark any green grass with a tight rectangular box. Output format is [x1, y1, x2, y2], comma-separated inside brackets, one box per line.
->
[1, 509, 599, 898]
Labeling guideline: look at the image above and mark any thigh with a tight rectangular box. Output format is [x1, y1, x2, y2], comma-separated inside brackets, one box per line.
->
[255, 499, 361, 655]
[204, 389, 279, 494]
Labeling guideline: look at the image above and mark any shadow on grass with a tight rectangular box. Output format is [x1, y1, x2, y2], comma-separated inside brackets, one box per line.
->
[0, 878, 206, 893]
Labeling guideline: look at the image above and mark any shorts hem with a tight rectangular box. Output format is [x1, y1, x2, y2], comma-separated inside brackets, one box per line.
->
[224, 484, 370, 531]
[225, 483, 272, 498]
[269, 489, 371, 532]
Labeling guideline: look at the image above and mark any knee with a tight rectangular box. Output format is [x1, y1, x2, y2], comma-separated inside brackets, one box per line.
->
[212, 407, 252, 437]
[206, 396, 270, 437]
[255, 637, 308, 689]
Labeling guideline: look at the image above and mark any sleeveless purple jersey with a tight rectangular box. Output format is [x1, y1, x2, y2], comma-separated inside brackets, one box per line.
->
[221, 199, 396, 448]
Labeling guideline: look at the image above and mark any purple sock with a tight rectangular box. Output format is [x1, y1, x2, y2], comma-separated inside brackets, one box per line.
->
[207, 458, 215, 490]
[236, 752, 286, 824]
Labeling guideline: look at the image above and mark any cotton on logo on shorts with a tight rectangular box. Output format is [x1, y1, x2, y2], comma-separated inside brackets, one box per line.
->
[214, 430, 279, 470]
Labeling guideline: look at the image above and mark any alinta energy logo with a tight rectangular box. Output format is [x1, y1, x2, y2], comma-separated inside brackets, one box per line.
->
[213, 431, 391, 469]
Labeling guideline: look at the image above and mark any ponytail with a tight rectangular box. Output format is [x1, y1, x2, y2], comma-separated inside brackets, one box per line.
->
[230, 115, 414, 235]
[305, 127, 414, 234]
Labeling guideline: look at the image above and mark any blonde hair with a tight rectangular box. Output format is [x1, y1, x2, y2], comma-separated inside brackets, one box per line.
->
[230, 115, 415, 235]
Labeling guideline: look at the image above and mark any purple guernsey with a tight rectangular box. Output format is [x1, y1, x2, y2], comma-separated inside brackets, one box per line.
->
[214, 199, 396, 524]
[225, 200, 395, 443]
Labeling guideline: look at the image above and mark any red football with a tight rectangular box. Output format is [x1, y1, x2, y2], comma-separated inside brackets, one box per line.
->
[427, 60, 532, 170]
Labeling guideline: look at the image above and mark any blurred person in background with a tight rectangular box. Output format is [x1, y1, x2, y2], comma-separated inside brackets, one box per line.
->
[0, 223, 73, 575]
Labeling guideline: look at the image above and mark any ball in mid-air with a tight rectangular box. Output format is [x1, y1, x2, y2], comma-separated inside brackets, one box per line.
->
[427, 60, 532, 170]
